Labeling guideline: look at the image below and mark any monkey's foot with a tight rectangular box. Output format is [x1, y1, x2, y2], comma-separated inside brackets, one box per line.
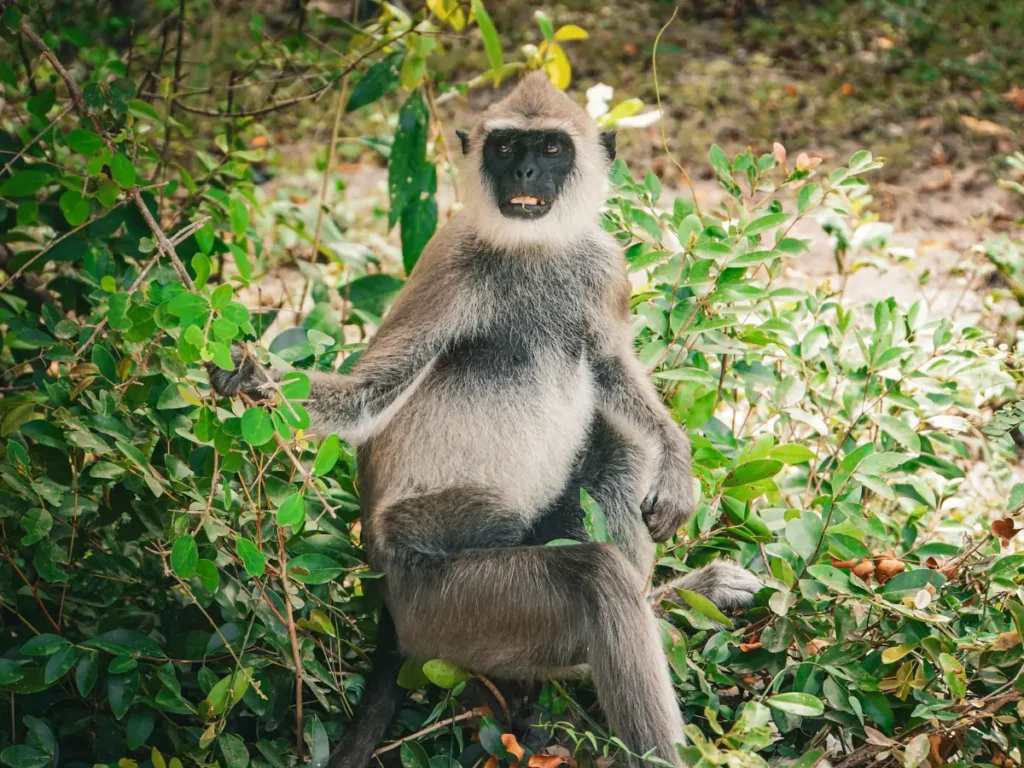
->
[653, 560, 762, 613]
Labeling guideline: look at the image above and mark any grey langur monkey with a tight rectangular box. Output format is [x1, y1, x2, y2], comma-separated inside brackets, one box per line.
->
[209, 71, 761, 767]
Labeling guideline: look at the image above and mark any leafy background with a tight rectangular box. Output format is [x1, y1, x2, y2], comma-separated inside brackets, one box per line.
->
[1, 2, 1023, 768]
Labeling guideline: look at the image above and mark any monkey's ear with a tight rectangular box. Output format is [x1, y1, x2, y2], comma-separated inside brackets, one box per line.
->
[456, 129, 471, 156]
[600, 130, 617, 163]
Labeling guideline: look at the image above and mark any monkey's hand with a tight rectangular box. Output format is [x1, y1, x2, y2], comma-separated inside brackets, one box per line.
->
[206, 346, 278, 401]
[641, 445, 693, 542]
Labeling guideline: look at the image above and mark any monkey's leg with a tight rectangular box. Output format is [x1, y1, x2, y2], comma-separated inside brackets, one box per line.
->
[328, 607, 405, 768]
[377, 501, 686, 768]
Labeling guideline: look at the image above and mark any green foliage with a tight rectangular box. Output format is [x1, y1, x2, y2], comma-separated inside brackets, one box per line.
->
[0, 2, 1021, 768]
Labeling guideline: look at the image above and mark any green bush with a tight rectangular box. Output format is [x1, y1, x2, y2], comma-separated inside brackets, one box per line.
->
[1, 3, 1022, 768]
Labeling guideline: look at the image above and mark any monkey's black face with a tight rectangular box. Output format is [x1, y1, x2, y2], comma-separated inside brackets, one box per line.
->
[481, 129, 576, 219]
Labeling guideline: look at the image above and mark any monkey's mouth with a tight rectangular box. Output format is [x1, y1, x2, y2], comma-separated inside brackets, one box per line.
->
[500, 195, 552, 218]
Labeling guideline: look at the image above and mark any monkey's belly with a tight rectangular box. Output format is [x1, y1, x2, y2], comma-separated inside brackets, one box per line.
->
[373, 358, 595, 513]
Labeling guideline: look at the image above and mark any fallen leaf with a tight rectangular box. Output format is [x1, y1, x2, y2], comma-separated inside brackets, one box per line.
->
[840, 82, 854, 96]
[875, 559, 906, 584]
[621, 42, 638, 58]
[961, 115, 1010, 136]
[805, 638, 829, 655]
[250, 135, 269, 148]
[740, 642, 763, 652]
[503, 734, 526, 767]
[289, 194, 308, 204]
[928, 733, 956, 767]
[992, 517, 1019, 545]
[918, 169, 952, 193]
[1002, 86, 1024, 109]
[784, 84, 798, 97]
[876, 36, 895, 50]
[528, 757, 569, 768]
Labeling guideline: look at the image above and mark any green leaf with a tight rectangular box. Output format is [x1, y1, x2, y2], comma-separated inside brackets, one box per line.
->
[276, 492, 305, 528]
[219, 734, 249, 768]
[313, 435, 341, 476]
[241, 408, 274, 445]
[128, 98, 160, 120]
[307, 716, 329, 768]
[473, 0, 504, 73]
[75, 655, 98, 696]
[230, 194, 250, 237]
[388, 92, 429, 228]
[869, 414, 921, 453]
[797, 183, 823, 213]
[806, 564, 856, 595]
[0, 746, 51, 768]
[347, 51, 405, 112]
[126, 708, 156, 750]
[674, 588, 734, 629]
[422, 658, 472, 689]
[43, 644, 76, 684]
[107, 671, 139, 720]
[708, 144, 731, 184]
[59, 190, 89, 225]
[400, 183, 437, 275]
[67, 129, 103, 155]
[400, 742, 430, 768]
[723, 459, 783, 487]
[786, 511, 825, 561]
[110, 152, 136, 188]
[0, 170, 50, 197]
[205, 668, 252, 714]
[287, 554, 343, 584]
[236, 538, 265, 577]
[767, 692, 824, 717]
[769, 444, 816, 464]
[744, 212, 790, 236]
[0, 659, 24, 685]
[21, 634, 68, 657]
[581, 488, 611, 543]
[82, 630, 164, 658]
[170, 534, 199, 579]
[857, 451, 910, 476]
[20, 508, 52, 546]
[397, 658, 430, 690]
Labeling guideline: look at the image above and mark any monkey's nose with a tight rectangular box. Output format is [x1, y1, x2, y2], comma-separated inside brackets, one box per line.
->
[515, 165, 536, 180]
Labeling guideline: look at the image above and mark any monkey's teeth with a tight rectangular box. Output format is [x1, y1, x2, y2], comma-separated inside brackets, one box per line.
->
[510, 196, 541, 205]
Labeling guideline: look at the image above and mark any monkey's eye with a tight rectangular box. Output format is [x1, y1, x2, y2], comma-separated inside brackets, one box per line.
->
[497, 144, 512, 155]
[543, 144, 561, 155]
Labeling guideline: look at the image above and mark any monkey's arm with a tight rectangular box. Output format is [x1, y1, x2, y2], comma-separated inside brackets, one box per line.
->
[591, 351, 693, 541]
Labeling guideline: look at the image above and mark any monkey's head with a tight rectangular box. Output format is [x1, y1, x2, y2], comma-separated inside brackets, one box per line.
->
[456, 71, 616, 252]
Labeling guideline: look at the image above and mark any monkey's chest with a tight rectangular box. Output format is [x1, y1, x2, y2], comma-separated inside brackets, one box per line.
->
[434, 317, 585, 386]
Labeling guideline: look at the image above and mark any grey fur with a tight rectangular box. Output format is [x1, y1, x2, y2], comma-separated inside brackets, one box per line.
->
[209, 72, 763, 767]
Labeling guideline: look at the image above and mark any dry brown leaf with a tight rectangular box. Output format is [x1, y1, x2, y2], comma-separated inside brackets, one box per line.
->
[928, 733, 956, 767]
[918, 169, 953, 193]
[250, 135, 269, 148]
[961, 115, 1010, 136]
[784, 84, 798, 97]
[876, 36, 895, 50]
[875, 559, 906, 584]
[993, 630, 1022, 651]
[873, 550, 897, 563]
[840, 82, 854, 96]
[992, 517, 1020, 545]
[739, 642, 763, 652]
[831, 557, 857, 569]
[502, 734, 526, 767]
[528, 757, 569, 768]
[805, 638, 829, 655]
[621, 42, 639, 58]
[484, 756, 499, 768]
[1003, 86, 1024, 109]
[852, 559, 875, 582]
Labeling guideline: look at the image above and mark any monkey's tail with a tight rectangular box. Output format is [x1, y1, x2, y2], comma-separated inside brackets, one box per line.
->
[328, 607, 406, 768]
[648, 559, 762, 613]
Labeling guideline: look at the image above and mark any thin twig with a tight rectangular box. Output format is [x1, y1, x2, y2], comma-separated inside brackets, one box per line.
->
[372, 708, 489, 757]
[0, 102, 74, 179]
[2, 551, 61, 633]
[130, 186, 196, 290]
[277, 525, 305, 763]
